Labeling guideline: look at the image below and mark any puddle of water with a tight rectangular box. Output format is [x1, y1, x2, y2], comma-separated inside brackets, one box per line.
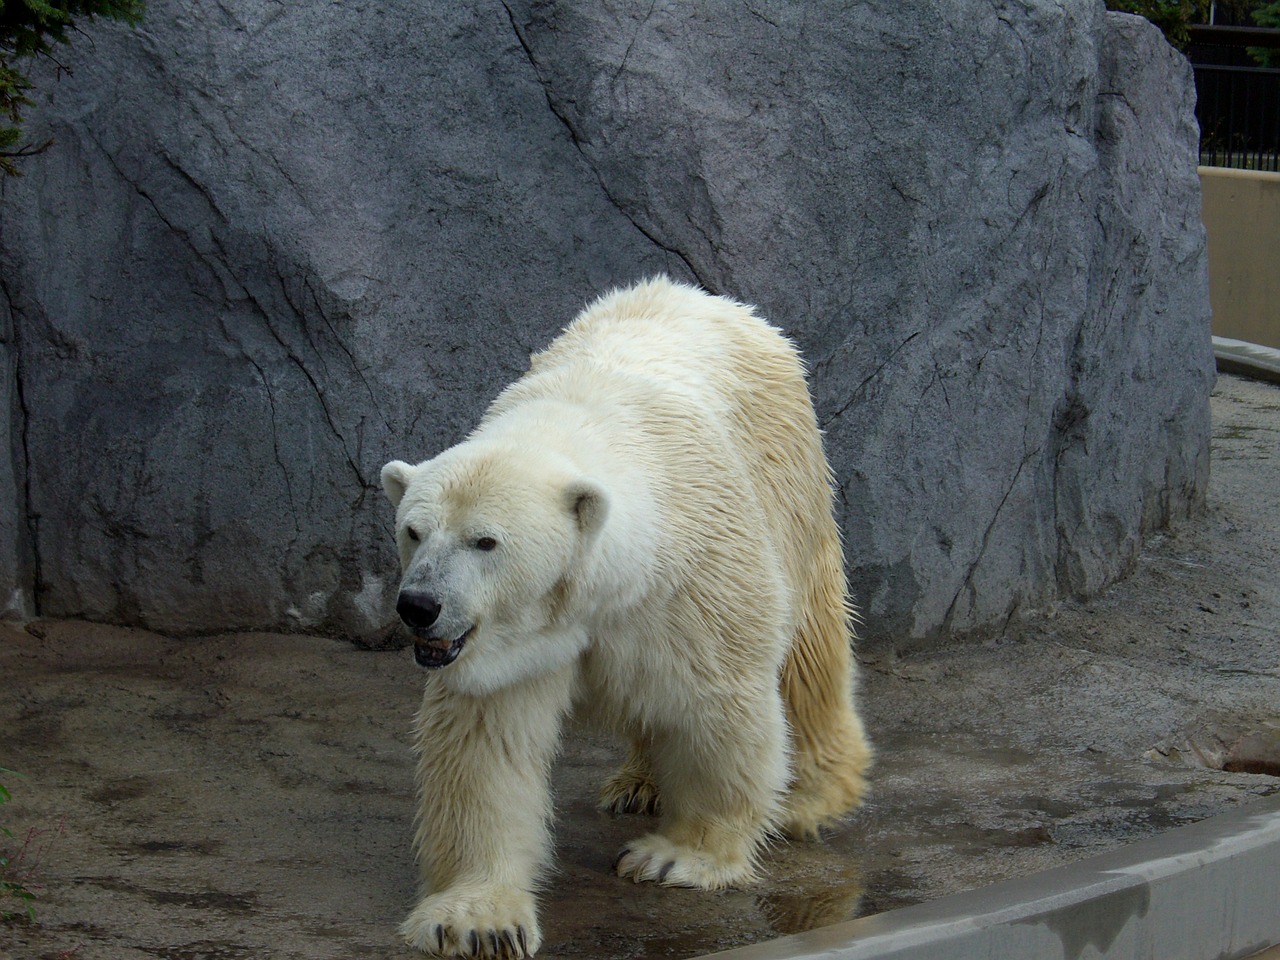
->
[87, 776, 153, 805]
[121, 839, 225, 855]
[137, 942, 260, 960]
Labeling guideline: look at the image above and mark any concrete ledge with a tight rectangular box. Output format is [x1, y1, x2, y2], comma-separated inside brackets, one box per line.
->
[698, 794, 1280, 960]
[1214, 337, 1280, 386]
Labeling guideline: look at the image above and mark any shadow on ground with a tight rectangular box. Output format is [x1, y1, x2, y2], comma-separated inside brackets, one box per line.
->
[3, 374, 1278, 960]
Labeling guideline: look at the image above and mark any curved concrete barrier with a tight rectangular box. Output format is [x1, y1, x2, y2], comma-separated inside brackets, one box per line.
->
[699, 795, 1280, 960]
[1214, 337, 1280, 386]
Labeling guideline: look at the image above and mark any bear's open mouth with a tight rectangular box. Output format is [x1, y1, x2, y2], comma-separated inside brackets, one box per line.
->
[412, 625, 474, 669]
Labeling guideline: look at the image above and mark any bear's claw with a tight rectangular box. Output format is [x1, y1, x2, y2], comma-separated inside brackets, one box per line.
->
[599, 771, 662, 816]
[614, 832, 757, 890]
[401, 887, 538, 957]
[615, 846, 693, 886]
[611, 789, 660, 815]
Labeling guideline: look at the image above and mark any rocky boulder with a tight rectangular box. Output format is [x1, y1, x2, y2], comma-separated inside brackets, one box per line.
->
[0, 1, 1213, 648]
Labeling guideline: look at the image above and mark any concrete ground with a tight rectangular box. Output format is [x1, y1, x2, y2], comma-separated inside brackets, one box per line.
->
[2, 372, 1278, 960]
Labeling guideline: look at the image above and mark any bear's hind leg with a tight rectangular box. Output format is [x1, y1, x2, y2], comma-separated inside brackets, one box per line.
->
[779, 541, 873, 838]
[781, 703, 872, 839]
[599, 738, 661, 816]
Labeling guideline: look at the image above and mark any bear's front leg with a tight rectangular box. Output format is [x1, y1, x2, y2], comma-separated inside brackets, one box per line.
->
[614, 688, 790, 891]
[402, 666, 575, 957]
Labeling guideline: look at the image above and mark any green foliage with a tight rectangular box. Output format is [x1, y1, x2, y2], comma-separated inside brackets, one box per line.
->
[1107, 0, 1280, 58]
[0, 0, 144, 176]
[1248, 1, 1280, 66]
[1100, 0, 1208, 48]
[0, 767, 35, 923]
[1105, 0, 1211, 49]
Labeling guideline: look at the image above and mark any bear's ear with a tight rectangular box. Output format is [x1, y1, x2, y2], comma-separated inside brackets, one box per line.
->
[565, 479, 608, 537]
[381, 460, 416, 507]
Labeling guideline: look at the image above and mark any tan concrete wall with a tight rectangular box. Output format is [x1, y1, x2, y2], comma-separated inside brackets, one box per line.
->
[1199, 166, 1280, 349]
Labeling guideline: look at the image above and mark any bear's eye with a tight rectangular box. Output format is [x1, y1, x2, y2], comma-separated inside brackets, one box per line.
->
[474, 536, 498, 552]
[406, 527, 420, 543]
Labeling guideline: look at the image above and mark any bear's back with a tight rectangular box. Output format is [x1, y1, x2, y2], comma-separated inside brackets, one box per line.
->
[530, 277, 798, 410]
[522, 278, 838, 611]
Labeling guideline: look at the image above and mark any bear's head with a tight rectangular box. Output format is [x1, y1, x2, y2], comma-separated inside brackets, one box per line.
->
[381, 442, 608, 693]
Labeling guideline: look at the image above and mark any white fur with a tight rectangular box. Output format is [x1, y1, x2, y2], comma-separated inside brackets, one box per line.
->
[384, 277, 871, 957]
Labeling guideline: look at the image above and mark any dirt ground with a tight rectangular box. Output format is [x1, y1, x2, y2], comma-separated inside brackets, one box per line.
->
[3, 372, 1278, 960]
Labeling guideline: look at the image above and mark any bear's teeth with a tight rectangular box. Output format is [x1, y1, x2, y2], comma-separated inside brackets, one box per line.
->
[411, 626, 473, 669]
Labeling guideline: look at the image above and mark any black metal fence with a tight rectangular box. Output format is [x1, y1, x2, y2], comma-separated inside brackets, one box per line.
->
[1194, 63, 1280, 170]
[1189, 26, 1280, 171]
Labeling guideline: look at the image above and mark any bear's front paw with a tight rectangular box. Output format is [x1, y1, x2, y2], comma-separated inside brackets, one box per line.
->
[613, 832, 757, 890]
[400, 886, 540, 958]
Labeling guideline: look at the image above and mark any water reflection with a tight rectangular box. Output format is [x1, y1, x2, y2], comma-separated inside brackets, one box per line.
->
[756, 856, 867, 935]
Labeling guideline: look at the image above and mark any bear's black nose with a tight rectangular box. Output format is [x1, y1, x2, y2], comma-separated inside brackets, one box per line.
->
[397, 591, 442, 631]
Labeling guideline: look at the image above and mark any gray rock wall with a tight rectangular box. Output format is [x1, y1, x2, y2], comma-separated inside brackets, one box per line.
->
[0, 1, 1213, 649]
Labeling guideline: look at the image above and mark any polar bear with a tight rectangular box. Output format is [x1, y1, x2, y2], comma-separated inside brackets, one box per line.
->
[381, 277, 871, 957]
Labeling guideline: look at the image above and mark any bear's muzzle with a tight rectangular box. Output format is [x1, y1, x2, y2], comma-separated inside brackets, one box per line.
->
[412, 626, 474, 669]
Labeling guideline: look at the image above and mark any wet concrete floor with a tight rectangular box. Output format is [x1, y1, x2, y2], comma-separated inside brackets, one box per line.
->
[3, 373, 1279, 960]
